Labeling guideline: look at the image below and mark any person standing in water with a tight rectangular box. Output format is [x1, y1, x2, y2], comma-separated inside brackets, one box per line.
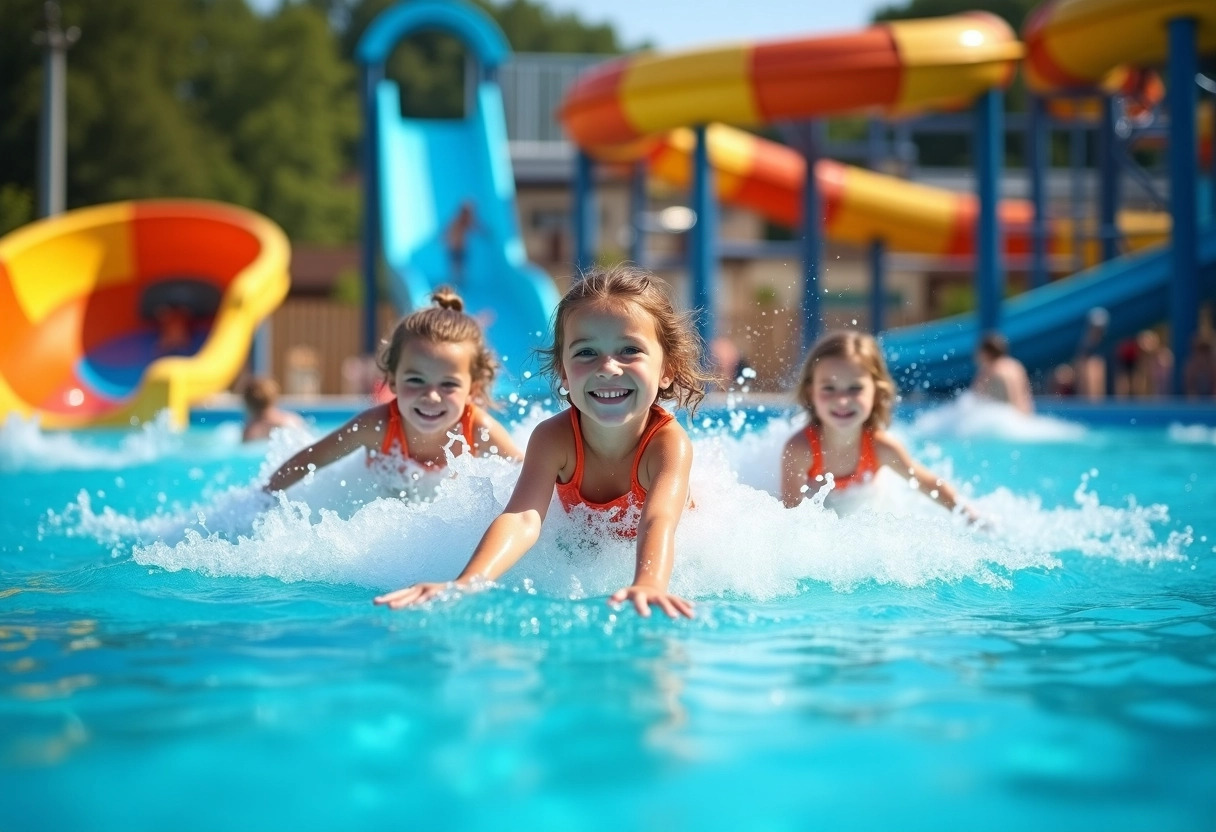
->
[970, 332, 1034, 414]
[241, 377, 304, 442]
[375, 265, 715, 619]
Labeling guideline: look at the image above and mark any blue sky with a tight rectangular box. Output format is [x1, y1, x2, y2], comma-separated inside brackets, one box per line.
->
[539, 0, 893, 49]
[250, 0, 894, 50]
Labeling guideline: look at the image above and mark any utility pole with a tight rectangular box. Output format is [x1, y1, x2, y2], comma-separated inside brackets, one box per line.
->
[34, 1, 79, 218]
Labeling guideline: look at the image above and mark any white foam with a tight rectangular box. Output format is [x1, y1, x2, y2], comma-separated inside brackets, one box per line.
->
[907, 392, 1086, 441]
[110, 405, 1187, 602]
[1167, 423, 1216, 445]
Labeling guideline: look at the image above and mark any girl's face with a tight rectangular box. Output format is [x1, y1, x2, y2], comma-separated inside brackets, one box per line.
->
[807, 355, 876, 434]
[388, 338, 475, 437]
[560, 300, 672, 428]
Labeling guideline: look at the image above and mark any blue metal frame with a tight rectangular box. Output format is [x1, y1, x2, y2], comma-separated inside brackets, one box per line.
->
[573, 150, 596, 276]
[629, 161, 646, 266]
[690, 125, 718, 344]
[1027, 95, 1049, 289]
[869, 239, 886, 334]
[974, 89, 1004, 333]
[1097, 95, 1121, 262]
[1167, 16, 1199, 393]
[795, 122, 823, 351]
[358, 63, 383, 355]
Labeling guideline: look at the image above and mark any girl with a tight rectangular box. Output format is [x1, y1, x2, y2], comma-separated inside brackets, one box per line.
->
[264, 287, 521, 495]
[781, 331, 973, 517]
[374, 265, 714, 619]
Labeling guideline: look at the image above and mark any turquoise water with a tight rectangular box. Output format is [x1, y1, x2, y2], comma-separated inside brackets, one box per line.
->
[2, 398, 1215, 831]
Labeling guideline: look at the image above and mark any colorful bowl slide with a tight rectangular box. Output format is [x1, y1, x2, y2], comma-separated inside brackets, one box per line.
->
[559, 12, 1166, 260]
[0, 200, 290, 429]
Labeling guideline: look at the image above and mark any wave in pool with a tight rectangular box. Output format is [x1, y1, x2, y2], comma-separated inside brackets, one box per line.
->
[45, 403, 1189, 603]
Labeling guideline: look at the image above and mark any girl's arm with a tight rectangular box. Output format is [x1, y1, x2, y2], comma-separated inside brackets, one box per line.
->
[779, 431, 813, 508]
[873, 431, 973, 517]
[374, 415, 568, 609]
[264, 406, 384, 493]
[475, 410, 524, 461]
[610, 423, 695, 619]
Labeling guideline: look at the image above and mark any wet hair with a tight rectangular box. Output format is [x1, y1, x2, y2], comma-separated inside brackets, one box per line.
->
[978, 331, 1009, 360]
[795, 330, 896, 430]
[538, 264, 715, 414]
[376, 287, 496, 403]
[242, 376, 280, 414]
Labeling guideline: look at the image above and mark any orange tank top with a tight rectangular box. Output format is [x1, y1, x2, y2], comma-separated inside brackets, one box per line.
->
[805, 426, 878, 491]
[379, 400, 478, 466]
[556, 404, 673, 537]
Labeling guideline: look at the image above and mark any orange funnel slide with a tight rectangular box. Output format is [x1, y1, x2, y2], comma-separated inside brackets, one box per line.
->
[0, 200, 290, 429]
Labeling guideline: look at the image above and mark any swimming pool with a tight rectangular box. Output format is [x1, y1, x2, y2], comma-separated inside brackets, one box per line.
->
[2, 397, 1214, 832]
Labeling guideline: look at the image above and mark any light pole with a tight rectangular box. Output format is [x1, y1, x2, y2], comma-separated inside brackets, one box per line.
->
[34, 1, 79, 218]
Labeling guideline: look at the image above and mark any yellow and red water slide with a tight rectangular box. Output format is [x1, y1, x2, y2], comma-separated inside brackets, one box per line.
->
[1025, 0, 1216, 167]
[0, 200, 290, 429]
[559, 13, 1167, 259]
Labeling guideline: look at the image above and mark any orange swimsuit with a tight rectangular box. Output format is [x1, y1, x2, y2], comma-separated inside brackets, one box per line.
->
[556, 404, 673, 538]
[805, 426, 878, 491]
[379, 400, 478, 466]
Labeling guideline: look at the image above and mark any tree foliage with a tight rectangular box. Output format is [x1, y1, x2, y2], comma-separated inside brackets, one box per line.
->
[0, 0, 623, 240]
[872, 0, 1038, 31]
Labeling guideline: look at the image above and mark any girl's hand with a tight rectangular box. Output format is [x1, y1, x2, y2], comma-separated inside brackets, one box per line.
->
[373, 582, 458, 609]
[609, 585, 695, 619]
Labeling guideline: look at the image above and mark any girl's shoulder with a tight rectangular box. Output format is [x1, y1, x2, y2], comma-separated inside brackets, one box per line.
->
[529, 407, 577, 446]
[783, 421, 813, 451]
[870, 428, 911, 464]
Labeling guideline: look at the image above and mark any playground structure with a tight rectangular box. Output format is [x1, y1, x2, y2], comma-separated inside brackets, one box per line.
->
[0, 200, 290, 429]
[559, 0, 1216, 393]
[355, 0, 560, 401]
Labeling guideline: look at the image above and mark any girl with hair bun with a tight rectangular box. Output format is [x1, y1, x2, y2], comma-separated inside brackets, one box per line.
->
[265, 287, 521, 494]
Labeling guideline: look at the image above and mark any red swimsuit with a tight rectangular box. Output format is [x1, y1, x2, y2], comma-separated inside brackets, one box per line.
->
[379, 400, 478, 465]
[556, 404, 673, 538]
[804, 426, 878, 491]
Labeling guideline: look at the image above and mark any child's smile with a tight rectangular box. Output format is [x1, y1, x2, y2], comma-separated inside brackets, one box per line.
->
[390, 339, 475, 437]
[809, 356, 876, 431]
[561, 301, 671, 427]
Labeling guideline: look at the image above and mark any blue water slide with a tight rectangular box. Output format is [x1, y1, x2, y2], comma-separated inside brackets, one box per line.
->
[880, 228, 1216, 393]
[356, 1, 560, 400]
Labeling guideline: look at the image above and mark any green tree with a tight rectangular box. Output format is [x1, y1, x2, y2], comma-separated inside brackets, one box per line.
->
[872, 0, 1037, 31]
[337, 0, 624, 118]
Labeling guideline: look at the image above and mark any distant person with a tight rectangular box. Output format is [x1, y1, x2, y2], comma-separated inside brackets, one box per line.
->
[709, 335, 753, 390]
[153, 303, 194, 355]
[1075, 307, 1109, 400]
[1050, 363, 1077, 396]
[970, 332, 1034, 414]
[1132, 329, 1172, 397]
[242, 377, 304, 442]
[1113, 336, 1139, 397]
[1183, 333, 1216, 398]
[445, 201, 480, 284]
[264, 287, 521, 494]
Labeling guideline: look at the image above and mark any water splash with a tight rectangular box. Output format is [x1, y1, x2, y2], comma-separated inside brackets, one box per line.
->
[109, 404, 1188, 602]
[906, 392, 1086, 441]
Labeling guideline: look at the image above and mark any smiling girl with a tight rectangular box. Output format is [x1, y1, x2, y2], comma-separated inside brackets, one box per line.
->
[264, 287, 521, 495]
[780, 331, 973, 517]
[374, 265, 714, 618]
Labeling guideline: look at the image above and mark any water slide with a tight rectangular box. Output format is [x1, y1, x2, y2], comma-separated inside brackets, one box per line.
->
[357, 2, 559, 399]
[0, 200, 290, 429]
[559, 5, 1215, 387]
